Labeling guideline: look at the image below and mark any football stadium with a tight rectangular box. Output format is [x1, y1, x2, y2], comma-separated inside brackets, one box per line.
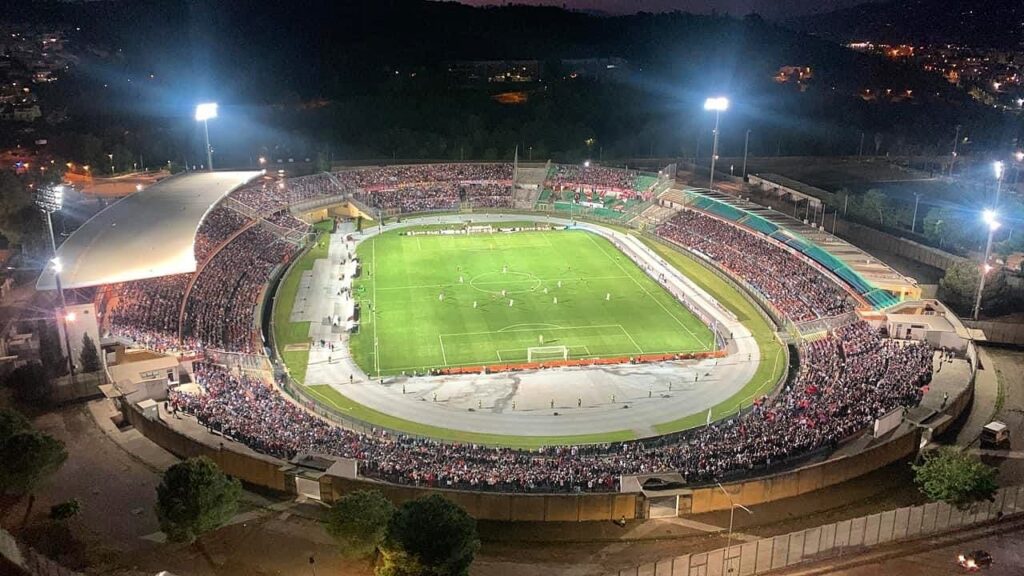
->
[38, 161, 976, 514]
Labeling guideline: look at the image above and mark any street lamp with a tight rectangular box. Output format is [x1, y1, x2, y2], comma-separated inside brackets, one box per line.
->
[972, 209, 1001, 321]
[33, 185, 77, 383]
[717, 482, 753, 575]
[195, 102, 218, 171]
[911, 192, 922, 234]
[108, 153, 114, 175]
[704, 97, 729, 190]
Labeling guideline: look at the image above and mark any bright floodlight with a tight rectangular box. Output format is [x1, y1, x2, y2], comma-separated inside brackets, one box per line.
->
[195, 102, 218, 122]
[34, 184, 63, 213]
[993, 161, 1004, 179]
[1016, 151, 1024, 162]
[704, 97, 729, 111]
[983, 209, 1001, 231]
[50, 257, 62, 273]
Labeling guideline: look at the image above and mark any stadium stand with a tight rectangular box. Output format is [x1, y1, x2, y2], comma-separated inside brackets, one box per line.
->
[170, 320, 930, 493]
[657, 210, 855, 322]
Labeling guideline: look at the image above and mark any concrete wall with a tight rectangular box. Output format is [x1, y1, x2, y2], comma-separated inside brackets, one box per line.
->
[687, 428, 921, 514]
[965, 320, 1024, 346]
[124, 403, 290, 493]
[323, 476, 639, 522]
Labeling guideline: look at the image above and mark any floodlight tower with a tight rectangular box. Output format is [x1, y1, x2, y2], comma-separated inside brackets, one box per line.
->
[195, 102, 218, 171]
[704, 97, 729, 190]
[34, 185, 77, 383]
[972, 209, 1001, 321]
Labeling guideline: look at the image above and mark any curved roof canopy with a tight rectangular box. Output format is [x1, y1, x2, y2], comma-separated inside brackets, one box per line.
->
[37, 171, 261, 291]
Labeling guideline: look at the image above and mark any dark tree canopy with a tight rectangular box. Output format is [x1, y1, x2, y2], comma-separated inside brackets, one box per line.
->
[324, 489, 395, 559]
[913, 447, 998, 509]
[0, 426, 68, 496]
[379, 494, 479, 576]
[155, 456, 242, 544]
[3, 362, 53, 406]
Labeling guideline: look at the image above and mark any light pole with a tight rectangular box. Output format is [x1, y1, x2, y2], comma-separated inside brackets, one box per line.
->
[195, 102, 218, 171]
[34, 186, 77, 384]
[993, 161, 1004, 205]
[717, 483, 753, 575]
[911, 192, 921, 233]
[972, 210, 1000, 321]
[741, 129, 750, 181]
[704, 97, 729, 190]
[948, 125, 961, 177]
[108, 153, 114, 175]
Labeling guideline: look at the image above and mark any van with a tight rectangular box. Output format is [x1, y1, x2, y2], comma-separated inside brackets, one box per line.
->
[981, 421, 1009, 447]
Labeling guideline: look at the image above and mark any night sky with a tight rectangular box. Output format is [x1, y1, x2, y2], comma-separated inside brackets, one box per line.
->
[444, 0, 877, 19]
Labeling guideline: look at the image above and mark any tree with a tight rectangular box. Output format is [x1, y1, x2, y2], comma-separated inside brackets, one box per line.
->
[0, 407, 30, 442]
[377, 494, 479, 576]
[938, 261, 1013, 317]
[37, 320, 68, 378]
[79, 333, 101, 373]
[0, 428, 68, 496]
[913, 447, 998, 509]
[3, 362, 53, 406]
[155, 456, 242, 544]
[324, 489, 395, 559]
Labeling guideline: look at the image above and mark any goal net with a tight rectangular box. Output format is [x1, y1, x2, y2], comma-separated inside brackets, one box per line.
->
[527, 346, 569, 362]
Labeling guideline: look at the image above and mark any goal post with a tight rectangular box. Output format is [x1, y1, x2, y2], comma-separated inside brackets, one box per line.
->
[527, 345, 569, 362]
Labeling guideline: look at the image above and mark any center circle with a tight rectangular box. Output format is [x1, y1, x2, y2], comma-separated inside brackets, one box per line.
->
[469, 271, 542, 295]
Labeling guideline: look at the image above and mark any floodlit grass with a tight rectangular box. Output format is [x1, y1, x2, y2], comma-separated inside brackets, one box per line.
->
[271, 218, 789, 445]
[349, 227, 714, 376]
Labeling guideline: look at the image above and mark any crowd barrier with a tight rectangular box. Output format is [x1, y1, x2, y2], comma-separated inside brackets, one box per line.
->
[436, 350, 726, 376]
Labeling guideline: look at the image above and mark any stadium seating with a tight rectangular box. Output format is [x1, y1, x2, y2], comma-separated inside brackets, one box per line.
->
[657, 210, 855, 322]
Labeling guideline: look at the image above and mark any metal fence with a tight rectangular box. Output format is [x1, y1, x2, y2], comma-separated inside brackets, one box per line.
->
[611, 485, 1024, 576]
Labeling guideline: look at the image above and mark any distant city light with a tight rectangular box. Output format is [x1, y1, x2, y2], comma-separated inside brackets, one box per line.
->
[195, 102, 218, 121]
[703, 97, 729, 111]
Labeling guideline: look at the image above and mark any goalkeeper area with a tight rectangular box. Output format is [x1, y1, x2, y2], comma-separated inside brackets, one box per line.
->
[349, 226, 715, 376]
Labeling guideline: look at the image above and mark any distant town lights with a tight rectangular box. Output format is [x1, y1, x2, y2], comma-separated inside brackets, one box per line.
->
[704, 97, 729, 111]
[194, 102, 218, 121]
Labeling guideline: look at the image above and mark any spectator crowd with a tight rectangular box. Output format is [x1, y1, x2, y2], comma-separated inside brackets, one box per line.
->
[170, 319, 931, 493]
[658, 210, 854, 322]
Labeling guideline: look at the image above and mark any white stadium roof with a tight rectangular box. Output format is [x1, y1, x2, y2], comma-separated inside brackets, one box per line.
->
[36, 171, 261, 291]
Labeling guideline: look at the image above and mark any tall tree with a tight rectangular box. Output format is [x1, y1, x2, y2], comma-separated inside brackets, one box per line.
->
[79, 333, 101, 373]
[324, 489, 395, 560]
[155, 457, 242, 544]
[913, 447, 998, 509]
[378, 494, 479, 576]
[3, 362, 53, 406]
[938, 261, 1014, 317]
[37, 320, 68, 378]
[0, 428, 68, 496]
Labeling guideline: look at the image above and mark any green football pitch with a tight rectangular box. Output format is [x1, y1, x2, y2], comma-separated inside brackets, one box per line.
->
[349, 227, 715, 376]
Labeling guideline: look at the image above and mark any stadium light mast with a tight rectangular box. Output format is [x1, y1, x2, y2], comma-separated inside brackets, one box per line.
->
[195, 102, 218, 171]
[972, 209, 1000, 321]
[33, 185, 77, 384]
[704, 97, 729, 190]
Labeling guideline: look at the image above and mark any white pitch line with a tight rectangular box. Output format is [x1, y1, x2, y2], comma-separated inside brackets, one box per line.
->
[617, 324, 644, 354]
[584, 232, 702, 343]
[372, 237, 380, 376]
[438, 334, 448, 366]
